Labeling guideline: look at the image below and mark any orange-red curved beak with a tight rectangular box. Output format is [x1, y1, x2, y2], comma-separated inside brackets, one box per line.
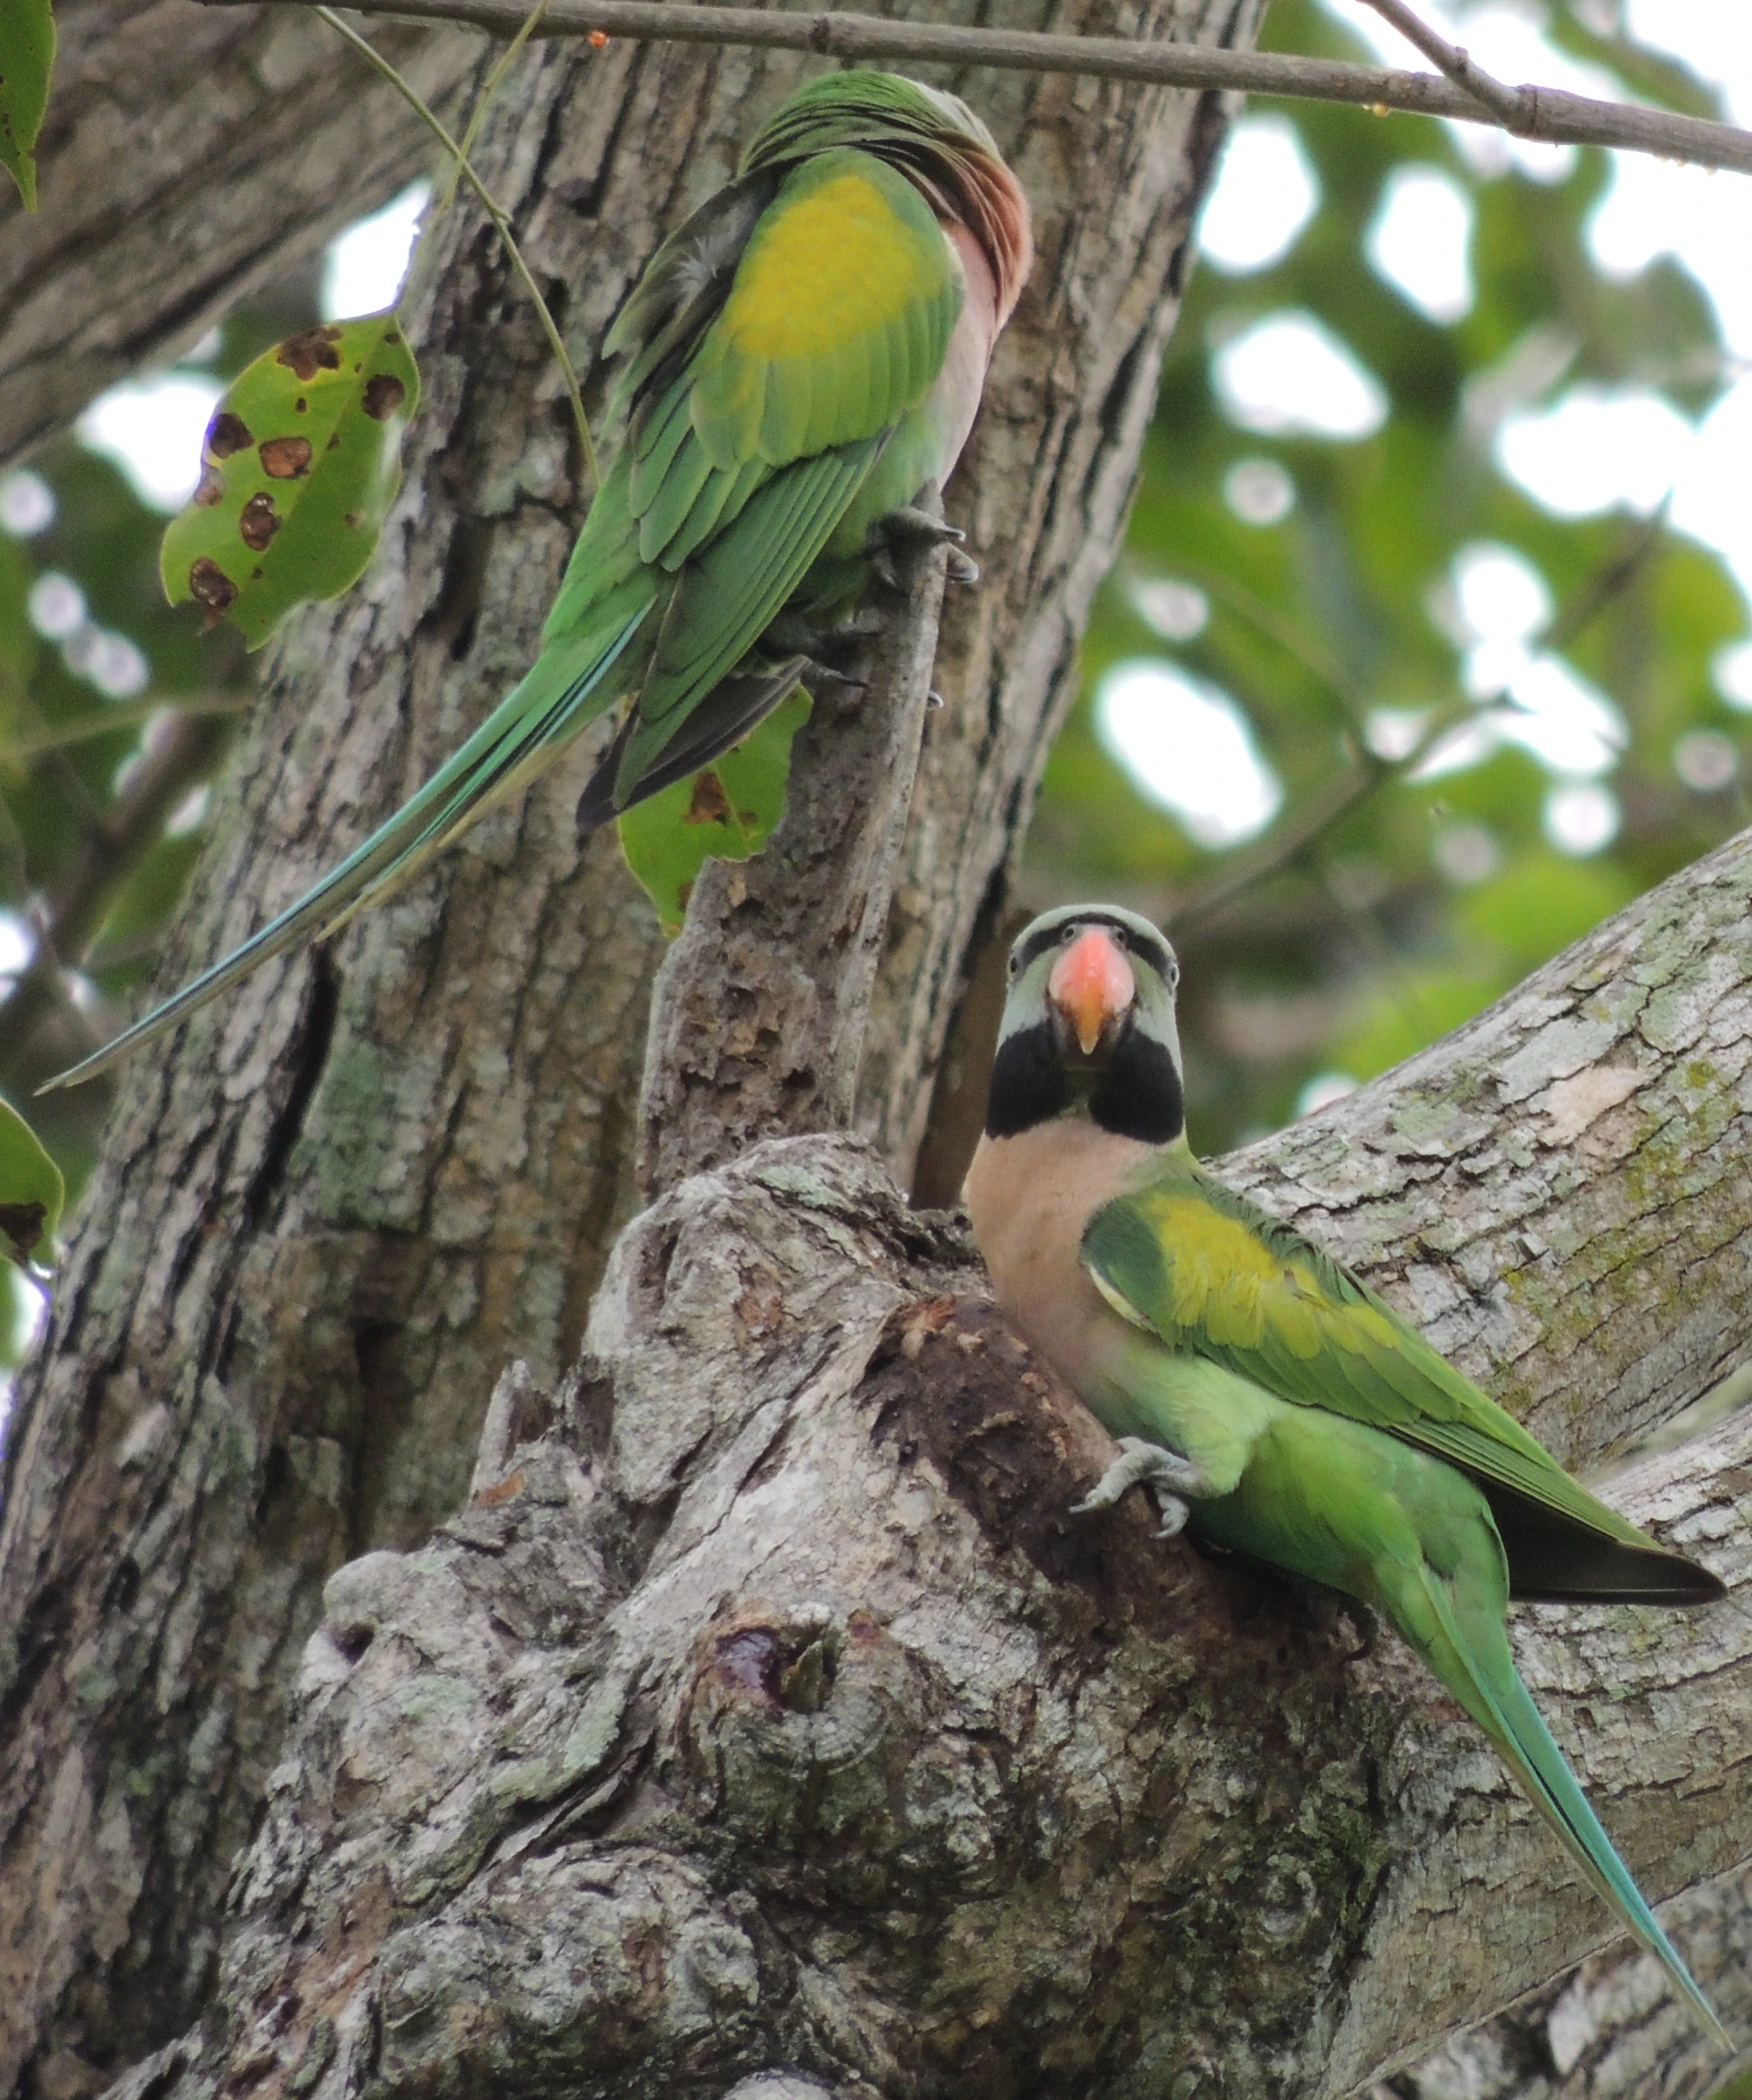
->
[1047, 926, 1135, 1055]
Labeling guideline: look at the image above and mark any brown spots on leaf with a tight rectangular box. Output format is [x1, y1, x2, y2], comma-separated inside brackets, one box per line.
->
[275, 324, 344, 382]
[327, 433, 342, 451]
[361, 372, 407, 420]
[343, 512, 363, 530]
[385, 328, 402, 344]
[0, 1201, 47, 1264]
[238, 492, 281, 552]
[188, 557, 237, 628]
[206, 410, 253, 458]
[294, 397, 309, 415]
[685, 771, 732, 826]
[192, 464, 226, 508]
[259, 436, 313, 480]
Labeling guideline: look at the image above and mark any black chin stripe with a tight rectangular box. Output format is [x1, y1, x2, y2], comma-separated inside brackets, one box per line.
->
[1090, 1031, 1184, 1144]
[984, 1022, 1067, 1136]
[984, 1022, 1184, 1143]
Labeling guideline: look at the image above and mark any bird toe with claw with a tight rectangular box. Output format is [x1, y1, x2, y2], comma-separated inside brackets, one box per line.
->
[1072, 1435, 1206, 1537]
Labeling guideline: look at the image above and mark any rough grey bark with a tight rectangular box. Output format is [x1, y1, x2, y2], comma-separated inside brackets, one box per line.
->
[0, 0, 481, 474]
[88, 820, 1752, 2100]
[0, 9, 1254, 2094]
[638, 508, 950, 1194]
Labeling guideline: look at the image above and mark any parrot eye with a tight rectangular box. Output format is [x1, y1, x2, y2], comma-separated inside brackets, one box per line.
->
[1006, 953, 1018, 979]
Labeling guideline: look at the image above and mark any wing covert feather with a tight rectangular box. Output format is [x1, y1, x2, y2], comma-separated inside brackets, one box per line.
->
[1081, 1165, 1656, 1553]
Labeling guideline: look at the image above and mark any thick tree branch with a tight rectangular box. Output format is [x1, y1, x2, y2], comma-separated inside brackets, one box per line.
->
[637, 506, 951, 1195]
[208, 0, 1752, 175]
[78, 825, 1752, 2100]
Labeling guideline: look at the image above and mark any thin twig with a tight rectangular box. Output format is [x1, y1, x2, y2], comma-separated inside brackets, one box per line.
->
[1168, 701, 1473, 934]
[440, 0, 555, 211]
[1358, 0, 1526, 128]
[313, 5, 600, 490]
[1538, 500, 1670, 656]
[0, 694, 251, 766]
[0, 710, 235, 1089]
[201, 0, 1752, 176]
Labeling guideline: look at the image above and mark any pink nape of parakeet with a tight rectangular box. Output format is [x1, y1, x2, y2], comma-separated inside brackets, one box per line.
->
[965, 903, 1731, 2050]
[46, 70, 1031, 1093]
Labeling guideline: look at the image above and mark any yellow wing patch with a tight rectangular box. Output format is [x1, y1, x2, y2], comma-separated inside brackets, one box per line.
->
[721, 168, 944, 362]
[1130, 1189, 1399, 1363]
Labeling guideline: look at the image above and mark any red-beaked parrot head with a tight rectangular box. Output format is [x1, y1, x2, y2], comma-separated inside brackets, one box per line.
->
[1047, 925, 1135, 1056]
[984, 904, 1186, 1143]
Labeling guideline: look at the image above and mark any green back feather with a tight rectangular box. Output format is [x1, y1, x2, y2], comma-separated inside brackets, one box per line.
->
[1081, 1155, 1704, 1580]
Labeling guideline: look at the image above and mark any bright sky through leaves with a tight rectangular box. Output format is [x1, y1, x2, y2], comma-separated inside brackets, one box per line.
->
[322, 181, 430, 321]
[1095, 661, 1284, 847]
[1197, 116, 1320, 273]
[1366, 165, 1474, 323]
[76, 373, 224, 513]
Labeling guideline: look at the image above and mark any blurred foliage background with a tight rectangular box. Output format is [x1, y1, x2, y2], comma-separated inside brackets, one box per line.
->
[1020, 0, 1751, 1161]
[5, 0, 1752, 1365]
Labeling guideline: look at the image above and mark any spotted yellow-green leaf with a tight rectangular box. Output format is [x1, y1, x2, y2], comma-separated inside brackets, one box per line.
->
[618, 689, 813, 936]
[0, 0, 53, 210]
[0, 1091, 63, 1268]
[160, 315, 421, 649]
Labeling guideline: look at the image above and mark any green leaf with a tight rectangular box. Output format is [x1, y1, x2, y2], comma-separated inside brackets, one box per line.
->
[0, 0, 53, 211]
[0, 1091, 64, 1267]
[159, 315, 421, 650]
[617, 689, 813, 936]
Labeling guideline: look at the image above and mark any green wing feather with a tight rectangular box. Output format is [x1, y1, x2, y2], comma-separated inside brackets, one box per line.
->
[41, 574, 657, 1090]
[1080, 1156, 1716, 1595]
[43, 131, 967, 1091]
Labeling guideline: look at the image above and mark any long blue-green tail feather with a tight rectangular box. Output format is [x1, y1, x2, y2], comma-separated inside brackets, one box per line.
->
[1414, 1567, 1730, 2049]
[40, 595, 656, 1094]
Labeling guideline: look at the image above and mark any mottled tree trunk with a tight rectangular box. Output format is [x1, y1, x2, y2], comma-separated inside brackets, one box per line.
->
[72, 827, 1752, 2100]
[0, 6, 1249, 2093]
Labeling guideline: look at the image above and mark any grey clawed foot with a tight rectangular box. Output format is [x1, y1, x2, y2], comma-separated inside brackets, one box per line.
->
[867, 507, 978, 589]
[1072, 1435, 1206, 1539]
[877, 503, 966, 549]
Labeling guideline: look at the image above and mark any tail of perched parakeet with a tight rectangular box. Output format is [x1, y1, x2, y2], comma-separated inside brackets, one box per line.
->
[38, 568, 661, 1087]
[1383, 1545, 1730, 2047]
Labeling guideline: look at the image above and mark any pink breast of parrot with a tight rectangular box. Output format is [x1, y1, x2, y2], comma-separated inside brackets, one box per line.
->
[926, 217, 1003, 481]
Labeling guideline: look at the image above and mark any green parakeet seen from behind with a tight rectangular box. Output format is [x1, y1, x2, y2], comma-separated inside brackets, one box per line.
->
[964, 903, 1730, 2048]
[46, 69, 1031, 1091]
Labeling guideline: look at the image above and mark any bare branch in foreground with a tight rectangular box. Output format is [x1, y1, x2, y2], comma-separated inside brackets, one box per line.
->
[202, 0, 1752, 175]
[1359, 0, 1527, 128]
